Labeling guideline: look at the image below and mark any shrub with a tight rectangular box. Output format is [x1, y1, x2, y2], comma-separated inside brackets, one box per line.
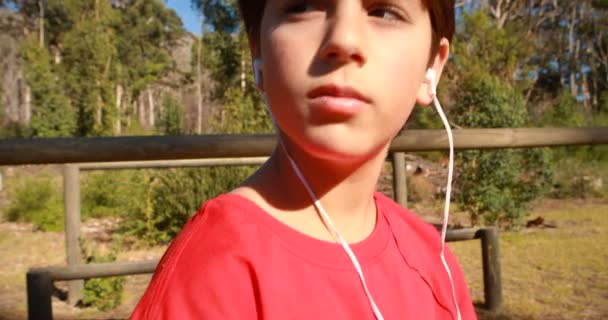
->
[119, 88, 271, 245]
[120, 166, 254, 245]
[81, 170, 149, 220]
[156, 95, 186, 135]
[81, 243, 125, 311]
[453, 73, 553, 227]
[5, 177, 64, 231]
[550, 157, 607, 199]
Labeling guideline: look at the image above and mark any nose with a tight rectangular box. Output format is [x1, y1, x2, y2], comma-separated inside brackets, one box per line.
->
[319, 5, 367, 67]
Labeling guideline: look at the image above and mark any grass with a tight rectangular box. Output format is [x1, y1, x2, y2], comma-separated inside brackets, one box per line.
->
[451, 199, 608, 320]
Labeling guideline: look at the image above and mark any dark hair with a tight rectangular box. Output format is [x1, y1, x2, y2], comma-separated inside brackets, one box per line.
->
[238, 0, 455, 60]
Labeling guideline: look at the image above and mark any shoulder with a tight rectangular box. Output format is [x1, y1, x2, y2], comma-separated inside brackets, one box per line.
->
[163, 193, 265, 270]
[375, 192, 477, 319]
[131, 194, 263, 319]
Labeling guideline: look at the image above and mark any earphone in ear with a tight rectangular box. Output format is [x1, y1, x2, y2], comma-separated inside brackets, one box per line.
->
[426, 69, 437, 96]
[253, 59, 263, 87]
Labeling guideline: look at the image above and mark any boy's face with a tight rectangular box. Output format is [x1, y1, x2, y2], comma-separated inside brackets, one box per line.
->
[256, 0, 447, 163]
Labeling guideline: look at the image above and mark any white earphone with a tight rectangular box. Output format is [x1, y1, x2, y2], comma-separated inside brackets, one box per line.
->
[426, 69, 437, 95]
[426, 67, 462, 320]
[254, 59, 263, 88]
[253, 59, 460, 320]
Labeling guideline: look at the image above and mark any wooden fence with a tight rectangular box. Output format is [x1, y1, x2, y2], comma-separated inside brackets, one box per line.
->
[2, 128, 607, 165]
[1, 127, 606, 319]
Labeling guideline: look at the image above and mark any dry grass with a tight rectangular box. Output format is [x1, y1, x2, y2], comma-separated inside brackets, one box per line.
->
[451, 199, 608, 320]
[1, 193, 606, 319]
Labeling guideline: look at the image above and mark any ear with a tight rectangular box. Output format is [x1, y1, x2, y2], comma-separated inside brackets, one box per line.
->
[416, 38, 450, 106]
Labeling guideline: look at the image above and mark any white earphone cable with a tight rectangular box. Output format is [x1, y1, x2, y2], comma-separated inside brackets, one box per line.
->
[279, 139, 385, 320]
[257, 61, 460, 320]
[429, 81, 462, 320]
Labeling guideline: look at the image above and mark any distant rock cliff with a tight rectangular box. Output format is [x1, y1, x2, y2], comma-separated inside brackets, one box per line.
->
[0, 9, 30, 127]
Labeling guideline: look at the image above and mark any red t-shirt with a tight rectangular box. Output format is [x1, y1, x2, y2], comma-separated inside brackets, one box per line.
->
[131, 192, 476, 319]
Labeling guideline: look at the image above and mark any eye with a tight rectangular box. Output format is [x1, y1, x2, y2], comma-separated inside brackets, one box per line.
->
[284, 2, 319, 15]
[368, 4, 407, 22]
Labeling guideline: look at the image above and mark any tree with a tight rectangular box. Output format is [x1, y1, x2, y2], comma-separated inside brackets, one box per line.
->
[20, 35, 75, 137]
[60, 1, 117, 136]
[190, 0, 239, 33]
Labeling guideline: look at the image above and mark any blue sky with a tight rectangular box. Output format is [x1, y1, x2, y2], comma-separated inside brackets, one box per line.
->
[165, 0, 201, 35]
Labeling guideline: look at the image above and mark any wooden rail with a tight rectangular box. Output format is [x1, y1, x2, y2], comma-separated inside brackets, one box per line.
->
[26, 228, 501, 320]
[2, 127, 607, 165]
[13, 127, 606, 318]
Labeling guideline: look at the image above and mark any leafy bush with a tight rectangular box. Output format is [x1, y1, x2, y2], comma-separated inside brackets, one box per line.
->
[5, 177, 64, 231]
[81, 243, 125, 311]
[118, 165, 256, 245]
[453, 73, 553, 227]
[156, 95, 186, 135]
[20, 35, 76, 138]
[551, 155, 607, 199]
[82, 170, 149, 220]
[119, 88, 271, 245]
[540, 91, 585, 127]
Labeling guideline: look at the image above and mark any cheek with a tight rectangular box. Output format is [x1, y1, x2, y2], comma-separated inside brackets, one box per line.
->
[383, 57, 426, 107]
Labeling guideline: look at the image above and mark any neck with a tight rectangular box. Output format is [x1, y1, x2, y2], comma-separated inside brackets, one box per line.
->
[242, 135, 390, 242]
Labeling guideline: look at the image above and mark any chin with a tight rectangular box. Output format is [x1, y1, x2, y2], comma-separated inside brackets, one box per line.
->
[295, 131, 389, 165]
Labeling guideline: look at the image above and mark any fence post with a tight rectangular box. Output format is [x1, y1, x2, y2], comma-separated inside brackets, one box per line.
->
[63, 164, 83, 305]
[26, 271, 53, 320]
[392, 152, 407, 207]
[481, 228, 503, 311]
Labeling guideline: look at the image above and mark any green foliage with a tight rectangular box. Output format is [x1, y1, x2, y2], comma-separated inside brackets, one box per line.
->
[60, 4, 117, 136]
[453, 73, 553, 227]
[195, 31, 242, 101]
[114, 0, 183, 96]
[5, 177, 64, 231]
[551, 157, 607, 199]
[540, 91, 585, 127]
[11, 0, 185, 137]
[140, 167, 253, 245]
[156, 95, 185, 135]
[20, 36, 76, 137]
[191, 0, 239, 33]
[121, 88, 271, 245]
[218, 87, 272, 134]
[451, 11, 535, 91]
[601, 91, 608, 114]
[81, 244, 125, 311]
[81, 170, 149, 220]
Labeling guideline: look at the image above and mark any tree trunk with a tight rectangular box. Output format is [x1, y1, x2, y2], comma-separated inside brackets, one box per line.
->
[38, 0, 44, 46]
[196, 26, 203, 134]
[148, 89, 155, 128]
[115, 85, 123, 135]
[96, 92, 102, 129]
[23, 84, 31, 125]
[568, 5, 577, 97]
[138, 97, 145, 128]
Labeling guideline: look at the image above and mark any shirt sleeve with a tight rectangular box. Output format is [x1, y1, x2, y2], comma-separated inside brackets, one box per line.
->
[130, 207, 258, 320]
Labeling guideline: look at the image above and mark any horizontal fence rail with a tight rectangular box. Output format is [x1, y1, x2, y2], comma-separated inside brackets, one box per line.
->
[76, 157, 269, 170]
[2, 127, 607, 165]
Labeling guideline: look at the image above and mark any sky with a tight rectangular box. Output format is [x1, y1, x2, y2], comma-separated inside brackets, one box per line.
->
[165, 0, 201, 35]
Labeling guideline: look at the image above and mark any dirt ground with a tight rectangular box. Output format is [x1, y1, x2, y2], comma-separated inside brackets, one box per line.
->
[1, 199, 607, 319]
[0, 220, 166, 320]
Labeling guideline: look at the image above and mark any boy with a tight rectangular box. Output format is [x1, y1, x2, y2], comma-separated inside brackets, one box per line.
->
[132, 0, 476, 319]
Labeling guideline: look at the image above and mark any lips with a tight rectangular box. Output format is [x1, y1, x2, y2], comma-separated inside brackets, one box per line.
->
[306, 85, 371, 118]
